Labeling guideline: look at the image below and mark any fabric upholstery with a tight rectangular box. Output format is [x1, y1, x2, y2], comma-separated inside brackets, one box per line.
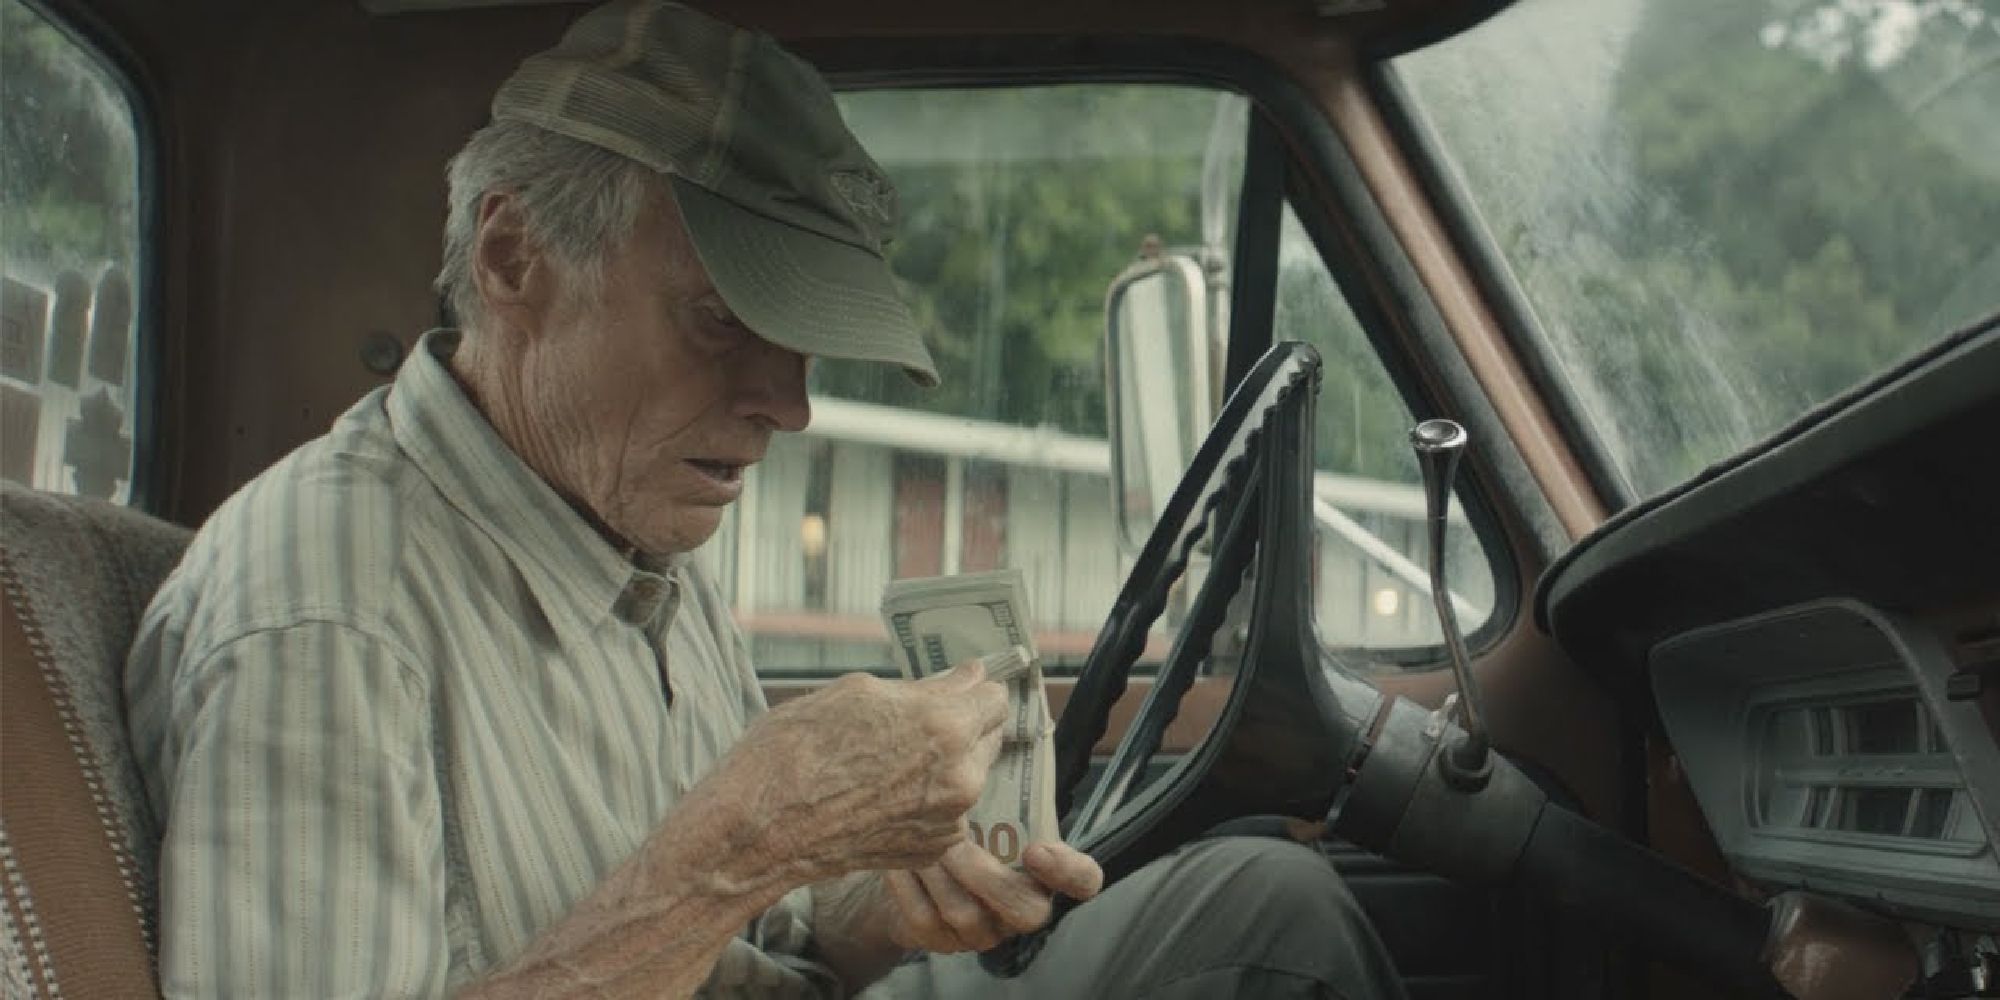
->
[1, 481, 189, 998]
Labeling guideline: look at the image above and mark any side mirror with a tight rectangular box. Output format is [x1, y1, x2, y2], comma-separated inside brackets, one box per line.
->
[1104, 251, 1220, 552]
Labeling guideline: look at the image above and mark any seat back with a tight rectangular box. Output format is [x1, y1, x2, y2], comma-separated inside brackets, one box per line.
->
[0, 482, 189, 999]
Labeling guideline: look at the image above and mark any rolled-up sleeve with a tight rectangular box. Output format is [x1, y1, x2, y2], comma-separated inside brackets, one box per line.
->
[156, 621, 447, 999]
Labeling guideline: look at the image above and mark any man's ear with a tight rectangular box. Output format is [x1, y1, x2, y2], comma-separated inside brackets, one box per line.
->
[470, 192, 555, 325]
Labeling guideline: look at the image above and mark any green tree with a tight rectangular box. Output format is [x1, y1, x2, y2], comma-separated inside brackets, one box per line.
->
[1, 0, 139, 272]
[1601, 0, 1999, 492]
[1275, 230, 1419, 483]
[1401, 0, 1998, 499]
[819, 86, 1226, 438]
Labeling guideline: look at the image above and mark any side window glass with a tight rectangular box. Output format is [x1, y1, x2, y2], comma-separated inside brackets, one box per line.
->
[696, 84, 1502, 676]
[0, 0, 146, 503]
[1275, 205, 1498, 654]
[699, 84, 1245, 677]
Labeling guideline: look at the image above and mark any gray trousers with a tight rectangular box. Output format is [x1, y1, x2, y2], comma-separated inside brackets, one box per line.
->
[865, 836, 1408, 1000]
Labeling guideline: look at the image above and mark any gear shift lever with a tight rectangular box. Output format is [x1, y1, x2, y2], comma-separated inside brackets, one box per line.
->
[1410, 419, 1491, 787]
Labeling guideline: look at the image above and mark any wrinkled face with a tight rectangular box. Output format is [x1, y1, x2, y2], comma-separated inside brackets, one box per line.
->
[517, 194, 812, 554]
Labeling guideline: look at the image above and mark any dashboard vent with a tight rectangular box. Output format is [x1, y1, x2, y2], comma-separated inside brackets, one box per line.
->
[1752, 691, 1985, 848]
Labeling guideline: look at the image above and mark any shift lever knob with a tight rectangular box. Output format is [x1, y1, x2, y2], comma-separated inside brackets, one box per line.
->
[1412, 419, 1468, 520]
[1410, 419, 1491, 786]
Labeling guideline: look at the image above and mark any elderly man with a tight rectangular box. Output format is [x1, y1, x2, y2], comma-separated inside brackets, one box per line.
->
[126, 1, 1406, 997]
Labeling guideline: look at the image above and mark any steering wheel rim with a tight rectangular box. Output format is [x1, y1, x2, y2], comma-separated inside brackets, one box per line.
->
[982, 341, 1387, 975]
[1050, 342, 1320, 819]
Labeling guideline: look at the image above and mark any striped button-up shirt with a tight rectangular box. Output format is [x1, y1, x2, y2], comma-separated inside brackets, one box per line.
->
[127, 330, 835, 997]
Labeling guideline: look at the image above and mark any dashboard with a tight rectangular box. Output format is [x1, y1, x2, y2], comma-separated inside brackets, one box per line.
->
[1536, 312, 2000, 938]
[1652, 599, 1999, 929]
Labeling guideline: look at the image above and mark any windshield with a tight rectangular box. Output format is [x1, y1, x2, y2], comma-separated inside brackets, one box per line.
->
[1393, 0, 2000, 502]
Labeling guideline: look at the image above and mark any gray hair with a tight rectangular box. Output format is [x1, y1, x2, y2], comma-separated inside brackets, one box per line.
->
[434, 120, 660, 329]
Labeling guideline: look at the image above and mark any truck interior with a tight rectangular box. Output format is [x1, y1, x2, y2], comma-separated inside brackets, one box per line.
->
[1, 0, 1995, 997]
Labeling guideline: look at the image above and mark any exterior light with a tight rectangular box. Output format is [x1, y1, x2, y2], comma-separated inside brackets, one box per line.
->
[1371, 586, 1400, 618]
[800, 513, 828, 559]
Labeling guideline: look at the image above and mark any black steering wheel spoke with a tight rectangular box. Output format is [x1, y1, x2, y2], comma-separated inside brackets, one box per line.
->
[985, 342, 1388, 977]
[1066, 447, 1265, 842]
[1049, 344, 1328, 819]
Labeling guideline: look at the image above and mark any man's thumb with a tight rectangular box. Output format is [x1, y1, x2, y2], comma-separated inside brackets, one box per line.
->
[924, 658, 987, 688]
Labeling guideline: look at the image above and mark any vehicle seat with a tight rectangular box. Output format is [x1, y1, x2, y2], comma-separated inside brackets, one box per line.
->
[0, 481, 189, 999]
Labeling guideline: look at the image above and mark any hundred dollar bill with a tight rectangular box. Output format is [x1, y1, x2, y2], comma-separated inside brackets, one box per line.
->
[974, 644, 1036, 685]
[882, 569, 1044, 731]
[882, 569, 1060, 862]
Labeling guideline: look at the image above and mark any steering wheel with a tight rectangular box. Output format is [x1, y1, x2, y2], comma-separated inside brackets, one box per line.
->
[982, 342, 1791, 998]
[982, 341, 1387, 973]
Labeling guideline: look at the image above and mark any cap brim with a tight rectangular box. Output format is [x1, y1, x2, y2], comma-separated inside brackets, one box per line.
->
[669, 176, 939, 387]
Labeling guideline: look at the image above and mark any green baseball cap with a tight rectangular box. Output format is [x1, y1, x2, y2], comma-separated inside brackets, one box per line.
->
[491, 0, 939, 386]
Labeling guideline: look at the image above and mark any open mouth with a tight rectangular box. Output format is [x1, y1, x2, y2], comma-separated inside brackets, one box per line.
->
[686, 459, 744, 484]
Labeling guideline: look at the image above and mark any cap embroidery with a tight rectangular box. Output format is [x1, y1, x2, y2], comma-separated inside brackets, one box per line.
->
[830, 170, 895, 230]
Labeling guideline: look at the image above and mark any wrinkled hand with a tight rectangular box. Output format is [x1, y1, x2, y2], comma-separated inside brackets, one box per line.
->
[881, 840, 1104, 953]
[723, 661, 1010, 880]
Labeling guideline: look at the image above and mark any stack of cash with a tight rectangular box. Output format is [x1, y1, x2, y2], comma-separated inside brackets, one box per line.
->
[881, 569, 1059, 863]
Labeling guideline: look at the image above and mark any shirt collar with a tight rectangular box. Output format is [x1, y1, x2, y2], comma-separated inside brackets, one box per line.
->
[387, 330, 688, 629]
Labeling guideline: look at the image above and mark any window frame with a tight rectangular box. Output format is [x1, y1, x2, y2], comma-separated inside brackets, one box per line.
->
[1366, 62, 1637, 512]
[1260, 82, 1521, 668]
[803, 35, 1523, 669]
[15, 0, 164, 511]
